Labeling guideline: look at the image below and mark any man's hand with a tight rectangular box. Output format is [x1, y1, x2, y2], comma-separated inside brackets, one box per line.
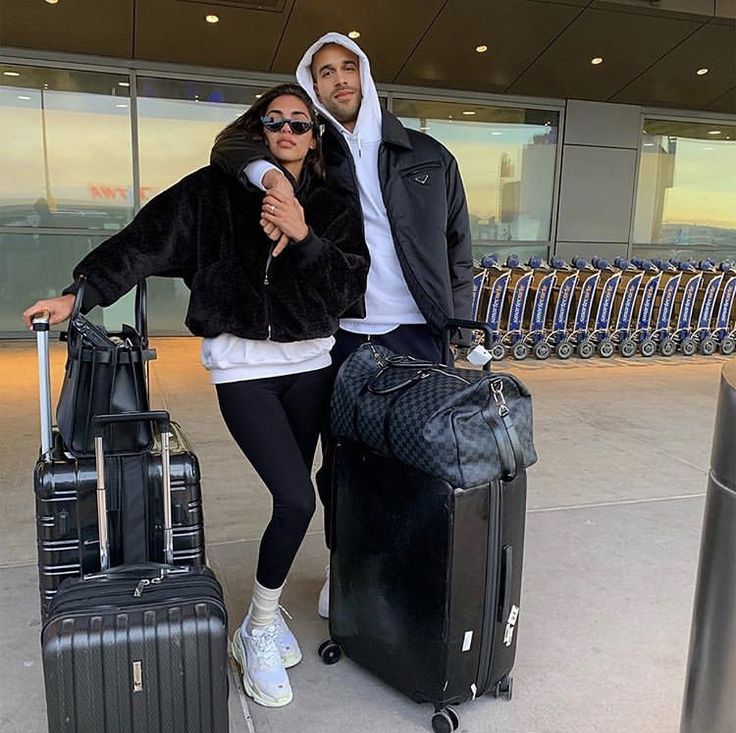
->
[261, 170, 294, 255]
[22, 293, 75, 329]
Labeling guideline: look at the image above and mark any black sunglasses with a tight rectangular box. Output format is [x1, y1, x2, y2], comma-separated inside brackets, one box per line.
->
[261, 116, 314, 135]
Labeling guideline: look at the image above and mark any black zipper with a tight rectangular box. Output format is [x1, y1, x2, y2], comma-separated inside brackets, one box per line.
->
[263, 243, 276, 338]
[476, 480, 503, 695]
[47, 574, 225, 618]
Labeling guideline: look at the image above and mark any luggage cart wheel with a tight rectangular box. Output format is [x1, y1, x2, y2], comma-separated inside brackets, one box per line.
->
[578, 341, 595, 359]
[598, 340, 615, 359]
[699, 338, 716, 356]
[719, 337, 735, 356]
[533, 341, 551, 360]
[640, 339, 657, 358]
[556, 341, 573, 360]
[620, 339, 637, 358]
[318, 639, 342, 665]
[660, 339, 676, 357]
[490, 343, 507, 361]
[680, 337, 696, 357]
[431, 708, 459, 733]
[511, 342, 529, 360]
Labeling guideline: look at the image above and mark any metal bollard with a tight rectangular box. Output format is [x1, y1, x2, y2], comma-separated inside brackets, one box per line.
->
[681, 362, 736, 733]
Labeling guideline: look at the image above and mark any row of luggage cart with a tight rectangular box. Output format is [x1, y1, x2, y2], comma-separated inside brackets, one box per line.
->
[470, 254, 736, 360]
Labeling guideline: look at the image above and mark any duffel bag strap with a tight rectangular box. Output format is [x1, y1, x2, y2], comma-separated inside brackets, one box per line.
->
[481, 378, 525, 481]
[367, 367, 432, 395]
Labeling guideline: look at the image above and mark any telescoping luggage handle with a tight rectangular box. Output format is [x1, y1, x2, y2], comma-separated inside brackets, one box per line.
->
[442, 317, 496, 370]
[92, 411, 173, 571]
[32, 311, 54, 460]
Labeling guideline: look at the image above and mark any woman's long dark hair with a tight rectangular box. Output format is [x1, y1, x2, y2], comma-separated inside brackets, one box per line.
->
[215, 83, 324, 180]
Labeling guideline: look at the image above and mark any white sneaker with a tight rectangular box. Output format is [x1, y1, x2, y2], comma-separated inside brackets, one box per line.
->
[274, 607, 302, 668]
[318, 565, 330, 619]
[232, 625, 293, 707]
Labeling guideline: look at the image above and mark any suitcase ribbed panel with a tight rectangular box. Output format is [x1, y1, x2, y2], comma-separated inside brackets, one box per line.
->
[35, 423, 206, 617]
[43, 594, 228, 732]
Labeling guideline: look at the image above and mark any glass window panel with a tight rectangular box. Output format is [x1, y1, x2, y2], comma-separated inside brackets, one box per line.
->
[136, 78, 270, 335]
[0, 64, 133, 230]
[393, 100, 559, 253]
[633, 119, 736, 262]
[0, 231, 114, 336]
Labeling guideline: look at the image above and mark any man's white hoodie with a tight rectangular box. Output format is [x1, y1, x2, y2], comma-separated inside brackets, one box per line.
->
[255, 32, 425, 334]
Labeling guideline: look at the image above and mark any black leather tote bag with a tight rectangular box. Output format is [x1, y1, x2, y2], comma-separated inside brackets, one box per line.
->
[56, 277, 156, 456]
[331, 343, 537, 488]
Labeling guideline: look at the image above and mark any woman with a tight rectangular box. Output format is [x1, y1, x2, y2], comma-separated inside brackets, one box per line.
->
[23, 84, 369, 709]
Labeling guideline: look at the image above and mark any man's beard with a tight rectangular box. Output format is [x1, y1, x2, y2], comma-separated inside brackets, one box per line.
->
[324, 92, 361, 125]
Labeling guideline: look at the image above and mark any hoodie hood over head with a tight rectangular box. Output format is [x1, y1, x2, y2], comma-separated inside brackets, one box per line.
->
[295, 32, 382, 145]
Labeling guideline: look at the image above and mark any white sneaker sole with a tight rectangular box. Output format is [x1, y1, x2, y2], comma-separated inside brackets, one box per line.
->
[232, 631, 293, 708]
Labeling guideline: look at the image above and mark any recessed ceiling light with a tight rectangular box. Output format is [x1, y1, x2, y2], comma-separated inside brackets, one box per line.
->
[475, 45, 488, 53]
[348, 30, 360, 39]
[448, 115, 453, 119]
[45, 0, 59, 4]
[3, 71, 21, 77]
[255, 93, 263, 98]
[462, 111, 476, 116]
[118, 81, 129, 87]
[708, 130, 721, 135]
[491, 131, 503, 136]
[696, 67, 709, 76]
[205, 14, 219, 23]
[643, 143, 655, 147]
[591, 57, 604, 65]
[18, 95, 31, 100]
[115, 103, 127, 108]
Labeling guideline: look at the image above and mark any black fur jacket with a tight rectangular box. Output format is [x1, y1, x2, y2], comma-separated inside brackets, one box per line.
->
[64, 165, 369, 341]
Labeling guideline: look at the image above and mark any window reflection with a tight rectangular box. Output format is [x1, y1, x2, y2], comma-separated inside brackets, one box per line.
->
[0, 231, 107, 335]
[136, 78, 268, 333]
[633, 119, 736, 262]
[393, 100, 559, 257]
[0, 65, 133, 230]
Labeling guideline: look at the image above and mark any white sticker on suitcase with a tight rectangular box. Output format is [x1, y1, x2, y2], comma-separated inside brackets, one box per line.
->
[462, 631, 473, 652]
[503, 604, 520, 647]
[132, 660, 143, 693]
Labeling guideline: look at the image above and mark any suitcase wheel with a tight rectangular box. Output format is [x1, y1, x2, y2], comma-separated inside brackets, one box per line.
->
[492, 674, 514, 701]
[317, 639, 342, 665]
[431, 707, 459, 733]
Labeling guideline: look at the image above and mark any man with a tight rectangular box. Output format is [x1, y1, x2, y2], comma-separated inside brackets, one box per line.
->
[211, 31, 473, 617]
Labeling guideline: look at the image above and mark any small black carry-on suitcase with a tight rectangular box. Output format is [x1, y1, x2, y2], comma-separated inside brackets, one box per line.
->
[319, 319, 537, 733]
[32, 303, 206, 618]
[41, 411, 229, 733]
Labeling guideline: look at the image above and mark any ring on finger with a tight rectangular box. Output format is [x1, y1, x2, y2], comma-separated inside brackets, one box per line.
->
[270, 204, 276, 214]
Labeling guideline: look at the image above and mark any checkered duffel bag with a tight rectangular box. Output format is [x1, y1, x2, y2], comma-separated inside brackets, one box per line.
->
[331, 343, 537, 488]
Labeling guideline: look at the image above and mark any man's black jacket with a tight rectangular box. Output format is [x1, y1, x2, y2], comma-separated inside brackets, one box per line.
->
[64, 166, 369, 341]
[211, 110, 473, 335]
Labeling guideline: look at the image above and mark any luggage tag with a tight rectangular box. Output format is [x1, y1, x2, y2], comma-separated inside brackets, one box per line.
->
[466, 343, 492, 367]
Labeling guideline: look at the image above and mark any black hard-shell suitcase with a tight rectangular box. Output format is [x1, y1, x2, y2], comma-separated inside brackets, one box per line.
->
[320, 320, 528, 732]
[326, 442, 526, 732]
[32, 312, 205, 618]
[41, 411, 229, 733]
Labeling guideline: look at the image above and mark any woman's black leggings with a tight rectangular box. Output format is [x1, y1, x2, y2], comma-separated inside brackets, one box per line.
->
[216, 367, 332, 590]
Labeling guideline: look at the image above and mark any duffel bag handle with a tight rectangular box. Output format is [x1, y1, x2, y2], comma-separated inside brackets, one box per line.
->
[367, 367, 433, 395]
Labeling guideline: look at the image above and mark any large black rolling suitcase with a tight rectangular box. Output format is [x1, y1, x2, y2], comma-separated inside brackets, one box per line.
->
[32, 309, 206, 618]
[319, 320, 535, 733]
[41, 411, 229, 733]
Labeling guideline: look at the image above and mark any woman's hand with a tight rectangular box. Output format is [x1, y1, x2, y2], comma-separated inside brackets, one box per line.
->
[261, 189, 309, 256]
[22, 294, 75, 329]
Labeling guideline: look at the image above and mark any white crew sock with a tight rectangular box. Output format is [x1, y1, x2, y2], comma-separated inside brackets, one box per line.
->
[243, 578, 284, 635]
